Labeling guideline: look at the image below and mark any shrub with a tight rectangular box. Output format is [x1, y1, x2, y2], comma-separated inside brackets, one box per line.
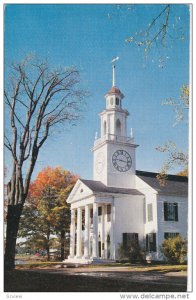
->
[161, 235, 187, 264]
[118, 240, 144, 263]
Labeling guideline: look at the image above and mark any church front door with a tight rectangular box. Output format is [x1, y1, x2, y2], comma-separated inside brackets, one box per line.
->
[107, 234, 110, 259]
[98, 241, 101, 258]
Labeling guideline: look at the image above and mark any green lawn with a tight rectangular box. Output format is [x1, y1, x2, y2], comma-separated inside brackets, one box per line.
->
[15, 255, 187, 273]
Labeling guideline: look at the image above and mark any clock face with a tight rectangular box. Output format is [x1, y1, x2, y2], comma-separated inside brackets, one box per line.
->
[112, 150, 132, 172]
[96, 152, 105, 174]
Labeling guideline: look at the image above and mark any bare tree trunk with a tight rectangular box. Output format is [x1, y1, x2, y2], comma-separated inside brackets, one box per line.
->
[46, 245, 50, 261]
[4, 57, 84, 270]
[4, 204, 23, 271]
[46, 223, 50, 261]
[60, 229, 65, 261]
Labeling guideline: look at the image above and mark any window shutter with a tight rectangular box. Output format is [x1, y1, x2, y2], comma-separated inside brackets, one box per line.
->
[174, 203, 178, 221]
[123, 233, 127, 248]
[146, 234, 149, 251]
[164, 202, 168, 221]
[147, 204, 153, 222]
[152, 233, 157, 252]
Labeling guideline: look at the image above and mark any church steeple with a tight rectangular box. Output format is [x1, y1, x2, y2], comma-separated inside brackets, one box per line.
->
[92, 59, 138, 188]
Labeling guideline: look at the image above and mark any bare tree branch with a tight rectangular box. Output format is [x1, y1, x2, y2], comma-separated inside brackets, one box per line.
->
[147, 5, 170, 34]
[5, 56, 86, 202]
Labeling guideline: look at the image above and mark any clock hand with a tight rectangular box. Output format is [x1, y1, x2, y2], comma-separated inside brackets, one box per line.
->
[116, 158, 127, 163]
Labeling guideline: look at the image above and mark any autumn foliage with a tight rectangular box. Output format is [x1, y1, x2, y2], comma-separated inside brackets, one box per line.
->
[19, 167, 78, 260]
[29, 166, 77, 198]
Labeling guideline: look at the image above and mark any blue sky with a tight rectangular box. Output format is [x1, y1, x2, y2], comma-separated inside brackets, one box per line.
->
[4, 4, 190, 180]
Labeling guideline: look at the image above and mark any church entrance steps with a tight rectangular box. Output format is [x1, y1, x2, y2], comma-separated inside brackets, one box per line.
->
[90, 259, 116, 265]
[63, 258, 92, 265]
[63, 258, 116, 266]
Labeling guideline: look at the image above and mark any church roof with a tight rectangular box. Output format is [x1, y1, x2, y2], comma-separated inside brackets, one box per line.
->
[80, 179, 143, 196]
[136, 170, 188, 196]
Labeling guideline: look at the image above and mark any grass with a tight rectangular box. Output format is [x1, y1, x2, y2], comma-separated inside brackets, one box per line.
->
[15, 258, 187, 273]
[121, 264, 187, 272]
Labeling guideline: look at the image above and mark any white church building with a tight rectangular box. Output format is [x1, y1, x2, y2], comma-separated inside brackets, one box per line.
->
[66, 63, 188, 263]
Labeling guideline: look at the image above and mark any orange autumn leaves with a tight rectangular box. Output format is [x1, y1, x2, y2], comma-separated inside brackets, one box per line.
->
[26, 166, 78, 226]
[29, 166, 78, 200]
[18, 167, 79, 258]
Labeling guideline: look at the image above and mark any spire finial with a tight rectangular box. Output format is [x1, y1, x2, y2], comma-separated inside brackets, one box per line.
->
[111, 57, 119, 87]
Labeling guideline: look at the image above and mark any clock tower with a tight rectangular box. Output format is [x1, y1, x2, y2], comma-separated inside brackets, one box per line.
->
[93, 60, 138, 188]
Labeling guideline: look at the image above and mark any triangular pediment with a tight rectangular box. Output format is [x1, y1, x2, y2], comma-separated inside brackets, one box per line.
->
[67, 179, 94, 203]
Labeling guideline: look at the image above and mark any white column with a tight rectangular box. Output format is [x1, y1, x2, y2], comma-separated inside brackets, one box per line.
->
[76, 207, 82, 258]
[92, 202, 98, 258]
[101, 205, 105, 258]
[68, 208, 76, 258]
[110, 202, 115, 259]
[83, 205, 90, 259]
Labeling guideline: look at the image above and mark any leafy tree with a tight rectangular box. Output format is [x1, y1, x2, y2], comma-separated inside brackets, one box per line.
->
[4, 56, 86, 270]
[156, 85, 189, 184]
[162, 84, 189, 126]
[18, 166, 78, 261]
[177, 168, 188, 176]
[161, 235, 187, 264]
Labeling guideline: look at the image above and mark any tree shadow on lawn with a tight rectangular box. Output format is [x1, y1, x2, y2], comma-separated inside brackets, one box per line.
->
[4, 269, 187, 292]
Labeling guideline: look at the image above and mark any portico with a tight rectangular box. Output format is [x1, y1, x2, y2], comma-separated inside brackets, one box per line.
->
[68, 194, 115, 261]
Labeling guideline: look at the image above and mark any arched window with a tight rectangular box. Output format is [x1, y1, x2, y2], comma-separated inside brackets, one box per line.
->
[103, 121, 107, 135]
[116, 119, 121, 136]
[116, 97, 119, 106]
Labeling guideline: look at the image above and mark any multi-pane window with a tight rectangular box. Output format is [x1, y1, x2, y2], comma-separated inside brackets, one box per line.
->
[98, 206, 102, 223]
[164, 232, 179, 239]
[147, 203, 153, 222]
[98, 207, 102, 216]
[82, 209, 85, 230]
[146, 233, 157, 252]
[164, 202, 178, 221]
[123, 233, 139, 248]
[90, 208, 93, 225]
[107, 204, 111, 222]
